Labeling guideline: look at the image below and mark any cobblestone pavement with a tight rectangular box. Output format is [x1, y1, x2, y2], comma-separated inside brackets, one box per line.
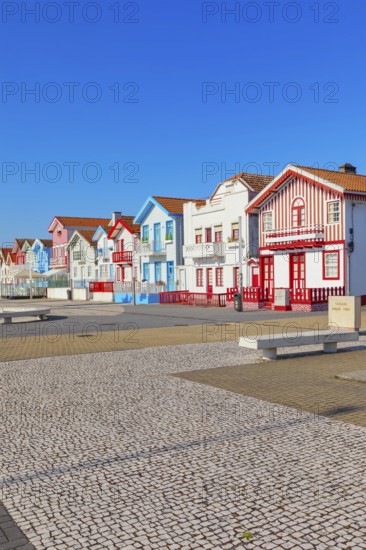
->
[1, 342, 366, 549]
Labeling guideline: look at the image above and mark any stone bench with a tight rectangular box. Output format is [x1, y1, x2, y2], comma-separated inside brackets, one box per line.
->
[239, 329, 359, 360]
[0, 308, 51, 324]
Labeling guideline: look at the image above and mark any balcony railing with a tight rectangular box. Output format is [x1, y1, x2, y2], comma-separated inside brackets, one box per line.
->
[183, 242, 226, 259]
[50, 256, 68, 267]
[139, 241, 167, 256]
[112, 251, 133, 264]
[264, 225, 325, 246]
[73, 251, 83, 261]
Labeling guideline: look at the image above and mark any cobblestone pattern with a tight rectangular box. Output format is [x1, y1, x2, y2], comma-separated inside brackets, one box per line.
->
[1, 342, 366, 549]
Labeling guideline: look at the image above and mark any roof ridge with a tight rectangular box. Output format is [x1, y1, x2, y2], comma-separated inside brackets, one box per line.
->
[296, 164, 365, 178]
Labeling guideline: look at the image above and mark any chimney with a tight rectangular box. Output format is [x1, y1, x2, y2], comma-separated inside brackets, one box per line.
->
[339, 163, 357, 175]
[112, 211, 122, 224]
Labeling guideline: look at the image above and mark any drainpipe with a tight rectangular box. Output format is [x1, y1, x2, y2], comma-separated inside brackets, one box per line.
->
[238, 216, 243, 310]
[347, 203, 355, 296]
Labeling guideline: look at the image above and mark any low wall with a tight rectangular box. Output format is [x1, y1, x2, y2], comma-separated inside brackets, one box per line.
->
[91, 292, 114, 302]
[291, 303, 328, 312]
[72, 288, 89, 301]
[114, 293, 160, 304]
[242, 301, 266, 310]
[47, 288, 70, 300]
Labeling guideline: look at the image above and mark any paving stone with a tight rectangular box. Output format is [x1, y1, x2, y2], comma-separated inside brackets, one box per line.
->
[1, 342, 366, 548]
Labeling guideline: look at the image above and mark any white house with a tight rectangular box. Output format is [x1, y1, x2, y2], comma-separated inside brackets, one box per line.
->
[67, 229, 99, 299]
[134, 196, 203, 291]
[107, 215, 140, 285]
[181, 172, 273, 296]
[245, 163, 366, 311]
[93, 225, 115, 282]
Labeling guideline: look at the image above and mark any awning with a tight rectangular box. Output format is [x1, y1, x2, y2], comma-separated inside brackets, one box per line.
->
[11, 269, 46, 279]
[43, 268, 68, 278]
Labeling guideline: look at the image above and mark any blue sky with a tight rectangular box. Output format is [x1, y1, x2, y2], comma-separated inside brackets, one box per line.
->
[1, 0, 365, 243]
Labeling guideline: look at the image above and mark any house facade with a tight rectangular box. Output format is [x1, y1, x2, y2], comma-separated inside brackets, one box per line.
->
[12, 239, 35, 266]
[30, 239, 52, 273]
[134, 196, 202, 291]
[181, 172, 273, 296]
[107, 215, 140, 285]
[93, 225, 115, 282]
[67, 230, 98, 290]
[48, 216, 110, 271]
[245, 163, 366, 311]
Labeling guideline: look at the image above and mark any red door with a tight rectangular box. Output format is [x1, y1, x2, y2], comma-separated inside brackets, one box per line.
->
[290, 253, 305, 300]
[207, 268, 213, 295]
[261, 256, 274, 301]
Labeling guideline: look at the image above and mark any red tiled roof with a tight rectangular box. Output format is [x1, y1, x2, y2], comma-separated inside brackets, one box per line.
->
[225, 172, 274, 192]
[296, 165, 366, 193]
[77, 230, 98, 246]
[153, 196, 206, 214]
[53, 216, 111, 229]
[38, 239, 53, 247]
[118, 216, 140, 234]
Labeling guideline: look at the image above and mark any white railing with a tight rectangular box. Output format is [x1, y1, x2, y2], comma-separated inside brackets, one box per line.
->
[139, 241, 167, 256]
[114, 281, 167, 294]
[183, 242, 226, 259]
[265, 224, 325, 245]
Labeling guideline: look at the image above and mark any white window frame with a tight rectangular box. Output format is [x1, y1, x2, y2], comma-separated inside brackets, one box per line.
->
[327, 201, 340, 224]
[263, 211, 273, 232]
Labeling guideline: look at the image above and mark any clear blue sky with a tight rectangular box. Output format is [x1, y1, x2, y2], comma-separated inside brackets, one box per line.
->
[1, 0, 365, 243]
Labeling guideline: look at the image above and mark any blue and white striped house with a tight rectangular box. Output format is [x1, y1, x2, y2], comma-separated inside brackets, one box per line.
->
[134, 196, 203, 291]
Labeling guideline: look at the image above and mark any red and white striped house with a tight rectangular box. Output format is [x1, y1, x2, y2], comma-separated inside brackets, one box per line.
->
[244, 163, 366, 311]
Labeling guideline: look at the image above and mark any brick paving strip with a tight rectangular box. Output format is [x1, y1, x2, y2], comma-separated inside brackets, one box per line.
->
[0, 504, 34, 550]
[173, 348, 366, 427]
[2, 311, 365, 362]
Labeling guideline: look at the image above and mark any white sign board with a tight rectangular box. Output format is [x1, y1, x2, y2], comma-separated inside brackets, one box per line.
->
[328, 296, 361, 331]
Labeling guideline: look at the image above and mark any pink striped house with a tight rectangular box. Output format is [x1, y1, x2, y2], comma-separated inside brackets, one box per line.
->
[245, 163, 366, 311]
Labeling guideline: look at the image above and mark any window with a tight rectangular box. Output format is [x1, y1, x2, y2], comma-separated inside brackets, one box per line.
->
[74, 267, 78, 278]
[263, 212, 273, 232]
[231, 223, 239, 241]
[328, 201, 340, 224]
[195, 229, 202, 244]
[142, 225, 149, 242]
[143, 263, 150, 281]
[216, 267, 223, 286]
[117, 239, 124, 253]
[324, 251, 339, 279]
[166, 220, 174, 241]
[205, 227, 212, 243]
[214, 226, 223, 242]
[196, 268, 203, 287]
[292, 198, 305, 227]
[155, 262, 162, 282]
[87, 266, 92, 277]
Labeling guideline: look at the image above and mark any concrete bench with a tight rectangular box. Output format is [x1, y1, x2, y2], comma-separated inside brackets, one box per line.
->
[0, 308, 51, 324]
[239, 329, 359, 360]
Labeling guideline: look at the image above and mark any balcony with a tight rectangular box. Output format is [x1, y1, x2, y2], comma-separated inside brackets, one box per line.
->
[139, 241, 167, 256]
[264, 225, 325, 249]
[50, 256, 68, 267]
[183, 242, 226, 259]
[112, 251, 133, 264]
